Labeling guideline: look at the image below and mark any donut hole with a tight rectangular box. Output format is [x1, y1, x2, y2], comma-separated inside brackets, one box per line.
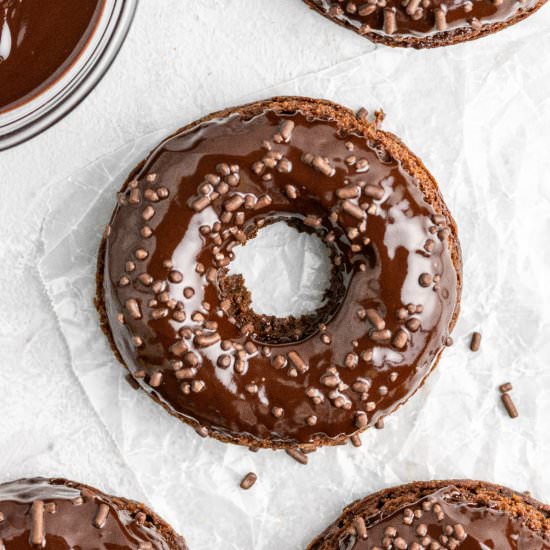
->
[220, 219, 345, 344]
[230, 222, 330, 316]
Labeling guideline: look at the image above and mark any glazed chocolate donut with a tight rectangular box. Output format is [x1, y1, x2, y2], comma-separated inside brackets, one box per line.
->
[96, 97, 461, 450]
[307, 479, 550, 549]
[303, 0, 547, 48]
[0, 477, 187, 550]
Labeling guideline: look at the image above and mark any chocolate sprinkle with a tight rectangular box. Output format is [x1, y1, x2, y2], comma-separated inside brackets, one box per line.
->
[501, 392, 519, 419]
[285, 448, 309, 465]
[93, 502, 110, 529]
[30, 500, 44, 546]
[470, 331, 482, 352]
[499, 382, 513, 393]
[239, 472, 258, 490]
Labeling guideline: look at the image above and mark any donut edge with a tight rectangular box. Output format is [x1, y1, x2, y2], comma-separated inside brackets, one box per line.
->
[306, 479, 550, 549]
[0, 477, 188, 550]
[94, 96, 462, 451]
[302, 0, 547, 49]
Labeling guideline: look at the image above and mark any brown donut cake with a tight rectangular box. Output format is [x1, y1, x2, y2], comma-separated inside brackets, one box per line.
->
[96, 96, 461, 451]
[303, 0, 547, 48]
[307, 480, 550, 549]
[0, 477, 187, 550]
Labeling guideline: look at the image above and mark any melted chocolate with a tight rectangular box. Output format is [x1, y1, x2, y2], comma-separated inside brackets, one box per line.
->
[0, 478, 184, 550]
[305, 0, 542, 43]
[0, 0, 103, 112]
[321, 486, 550, 549]
[101, 103, 458, 447]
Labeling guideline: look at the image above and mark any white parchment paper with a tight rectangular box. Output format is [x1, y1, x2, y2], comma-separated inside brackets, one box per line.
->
[229, 222, 333, 317]
[36, 22, 550, 550]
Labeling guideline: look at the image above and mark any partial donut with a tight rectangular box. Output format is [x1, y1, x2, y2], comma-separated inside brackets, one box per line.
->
[0, 477, 187, 550]
[96, 96, 461, 451]
[303, 0, 547, 48]
[307, 479, 550, 548]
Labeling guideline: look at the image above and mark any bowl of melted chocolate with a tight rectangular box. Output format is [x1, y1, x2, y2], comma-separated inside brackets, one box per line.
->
[0, 0, 136, 150]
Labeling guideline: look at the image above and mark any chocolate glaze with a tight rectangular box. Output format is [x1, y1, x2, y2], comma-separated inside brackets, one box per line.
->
[0, 478, 186, 550]
[305, 0, 543, 44]
[100, 99, 459, 448]
[0, 0, 103, 112]
[311, 485, 550, 549]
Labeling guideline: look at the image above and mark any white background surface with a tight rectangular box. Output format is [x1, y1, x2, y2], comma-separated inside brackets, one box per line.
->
[2, 1, 550, 549]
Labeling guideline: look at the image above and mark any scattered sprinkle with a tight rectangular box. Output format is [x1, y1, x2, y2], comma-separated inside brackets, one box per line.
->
[470, 331, 481, 352]
[285, 448, 308, 465]
[239, 472, 258, 490]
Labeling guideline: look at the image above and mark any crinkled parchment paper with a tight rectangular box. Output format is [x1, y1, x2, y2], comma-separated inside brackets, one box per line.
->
[36, 20, 550, 550]
[229, 222, 333, 317]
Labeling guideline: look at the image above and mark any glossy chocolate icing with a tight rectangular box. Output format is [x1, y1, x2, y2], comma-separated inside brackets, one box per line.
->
[0, 0, 103, 112]
[100, 101, 459, 447]
[306, 0, 542, 42]
[0, 478, 184, 550]
[315, 486, 550, 549]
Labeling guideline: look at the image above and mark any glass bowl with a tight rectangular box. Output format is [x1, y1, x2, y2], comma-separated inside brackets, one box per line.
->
[0, 0, 137, 151]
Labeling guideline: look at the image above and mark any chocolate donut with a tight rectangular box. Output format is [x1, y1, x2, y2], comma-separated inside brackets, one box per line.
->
[307, 479, 550, 548]
[96, 97, 461, 450]
[0, 477, 187, 550]
[302, 0, 547, 48]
